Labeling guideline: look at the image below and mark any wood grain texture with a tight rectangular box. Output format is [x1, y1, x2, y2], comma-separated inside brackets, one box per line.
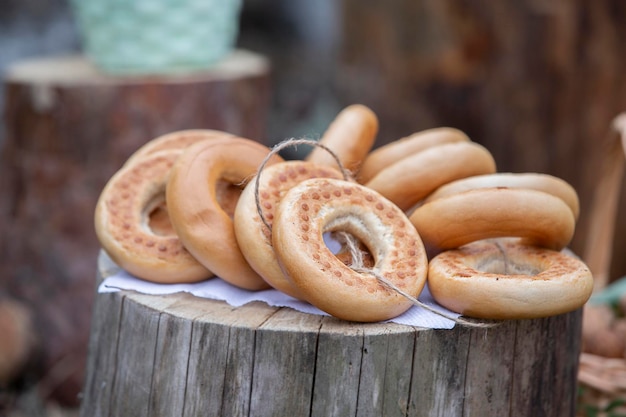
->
[81, 252, 582, 417]
[0, 51, 270, 405]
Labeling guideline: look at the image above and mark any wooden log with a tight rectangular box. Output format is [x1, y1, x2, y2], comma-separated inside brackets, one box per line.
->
[81, 252, 583, 417]
[0, 50, 270, 405]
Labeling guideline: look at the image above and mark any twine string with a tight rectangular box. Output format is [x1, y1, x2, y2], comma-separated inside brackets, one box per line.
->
[254, 138, 353, 233]
[335, 232, 498, 329]
[255, 138, 497, 329]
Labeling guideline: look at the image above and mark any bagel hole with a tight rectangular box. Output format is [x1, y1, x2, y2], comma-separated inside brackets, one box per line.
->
[324, 231, 375, 269]
[474, 256, 542, 276]
[216, 179, 243, 219]
[147, 199, 176, 236]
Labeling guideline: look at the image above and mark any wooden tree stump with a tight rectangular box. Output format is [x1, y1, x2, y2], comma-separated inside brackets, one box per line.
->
[81, 252, 583, 417]
[0, 50, 270, 405]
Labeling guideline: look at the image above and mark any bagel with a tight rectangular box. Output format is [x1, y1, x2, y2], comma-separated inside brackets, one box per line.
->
[94, 150, 212, 283]
[357, 127, 470, 183]
[125, 129, 234, 166]
[425, 172, 580, 220]
[365, 141, 496, 211]
[272, 177, 428, 322]
[305, 104, 378, 173]
[409, 187, 576, 253]
[234, 161, 344, 299]
[166, 137, 284, 290]
[428, 239, 593, 319]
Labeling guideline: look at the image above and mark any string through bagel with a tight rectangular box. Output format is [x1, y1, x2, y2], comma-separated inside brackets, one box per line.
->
[254, 138, 354, 232]
[336, 231, 498, 329]
[254, 138, 497, 328]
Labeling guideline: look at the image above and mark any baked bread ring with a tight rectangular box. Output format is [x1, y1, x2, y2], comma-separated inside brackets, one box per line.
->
[305, 104, 378, 173]
[409, 187, 576, 252]
[272, 177, 429, 322]
[428, 239, 593, 319]
[357, 127, 470, 183]
[365, 141, 497, 211]
[94, 150, 212, 283]
[125, 129, 234, 166]
[234, 161, 344, 299]
[425, 172, 580, 220]
[166, 137, 284, 290]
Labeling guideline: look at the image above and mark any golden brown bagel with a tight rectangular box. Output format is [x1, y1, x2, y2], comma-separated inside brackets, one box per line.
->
[305, 104, 378, 173]
[234, 161, 344, 299]
[166, 137, 284, 290]
[425, 172, 580, 220]
[358, 127, 470, 183]
[95, 150, 212, 283]
[272, 177, 428, 322]
[365, 141, 496, 211]
[428, 239, 593, 319]
[409, 187, 576, 253]
[125, 129, 234, 166]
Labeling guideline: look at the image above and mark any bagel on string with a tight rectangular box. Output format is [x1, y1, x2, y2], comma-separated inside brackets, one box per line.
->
[234, 160, 345, 299]
[427, 239, 593, 319]
[305, 104, 378, 174]
[365, 141, 497, 212]
[166, 137, 284, 290]
[357, 127, 471, 184]
[94, 150, 212, 283]
[409, 187, 576, 253]
[272, 177, 429, 322]
[425, 172, 580, 220]
[124, 129, 235, 166]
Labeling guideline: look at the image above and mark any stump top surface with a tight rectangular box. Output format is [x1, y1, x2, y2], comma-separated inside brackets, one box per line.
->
[97, 251, 427, 335]
[5, 49, 270, 85]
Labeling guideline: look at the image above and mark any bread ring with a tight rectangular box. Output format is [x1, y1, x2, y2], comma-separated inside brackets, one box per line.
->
[272, 177, 428, 322]
[305, 104, 378, 173]
[94, 150, 212, 283]
[358, 127, 470, 184]
[166, 137, 284, 290]
[409, 188, 576, 252]
[125, 129, 234, 166]
[365, 141, 497, 211]
[428, 239, 593, 319]
[425, 172, 580, 220]
[234, 161, 344, 299]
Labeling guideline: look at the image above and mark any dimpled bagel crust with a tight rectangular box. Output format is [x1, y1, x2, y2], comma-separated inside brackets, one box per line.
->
[272, 177, 428, 322]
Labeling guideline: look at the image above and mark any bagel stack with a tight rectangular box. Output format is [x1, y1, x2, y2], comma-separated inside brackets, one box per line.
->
[94, 104, 593, 323]
[359, 130, 592, 319]
[95, 130, 284, 289]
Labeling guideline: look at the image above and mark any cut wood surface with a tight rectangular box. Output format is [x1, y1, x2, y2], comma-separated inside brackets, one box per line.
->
[0, 50, 270, 405]
[81, 251, 583, 417]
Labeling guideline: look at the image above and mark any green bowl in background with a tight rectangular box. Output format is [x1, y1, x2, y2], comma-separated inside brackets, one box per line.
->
[71, 0, 242, 75]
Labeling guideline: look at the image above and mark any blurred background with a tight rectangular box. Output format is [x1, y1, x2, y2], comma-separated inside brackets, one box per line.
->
[0, 0, 625, 415]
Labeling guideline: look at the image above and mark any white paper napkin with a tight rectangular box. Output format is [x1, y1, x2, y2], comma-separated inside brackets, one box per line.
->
[99, 269, 460, 329]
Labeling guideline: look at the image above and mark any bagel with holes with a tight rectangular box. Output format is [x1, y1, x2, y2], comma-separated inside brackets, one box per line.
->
[358, 127, 470, 184]
[425, 172, 580, 220]
[234, 161, 345, 299]
[95, 150, 212, 283]
[410, 187, 576, 253]
[306, 104, 378, 174]
[166, 137, 284, 290]
[428, 239, 593, 319]
[272, 177, 428, 322]
[365, 141, 496, 211]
